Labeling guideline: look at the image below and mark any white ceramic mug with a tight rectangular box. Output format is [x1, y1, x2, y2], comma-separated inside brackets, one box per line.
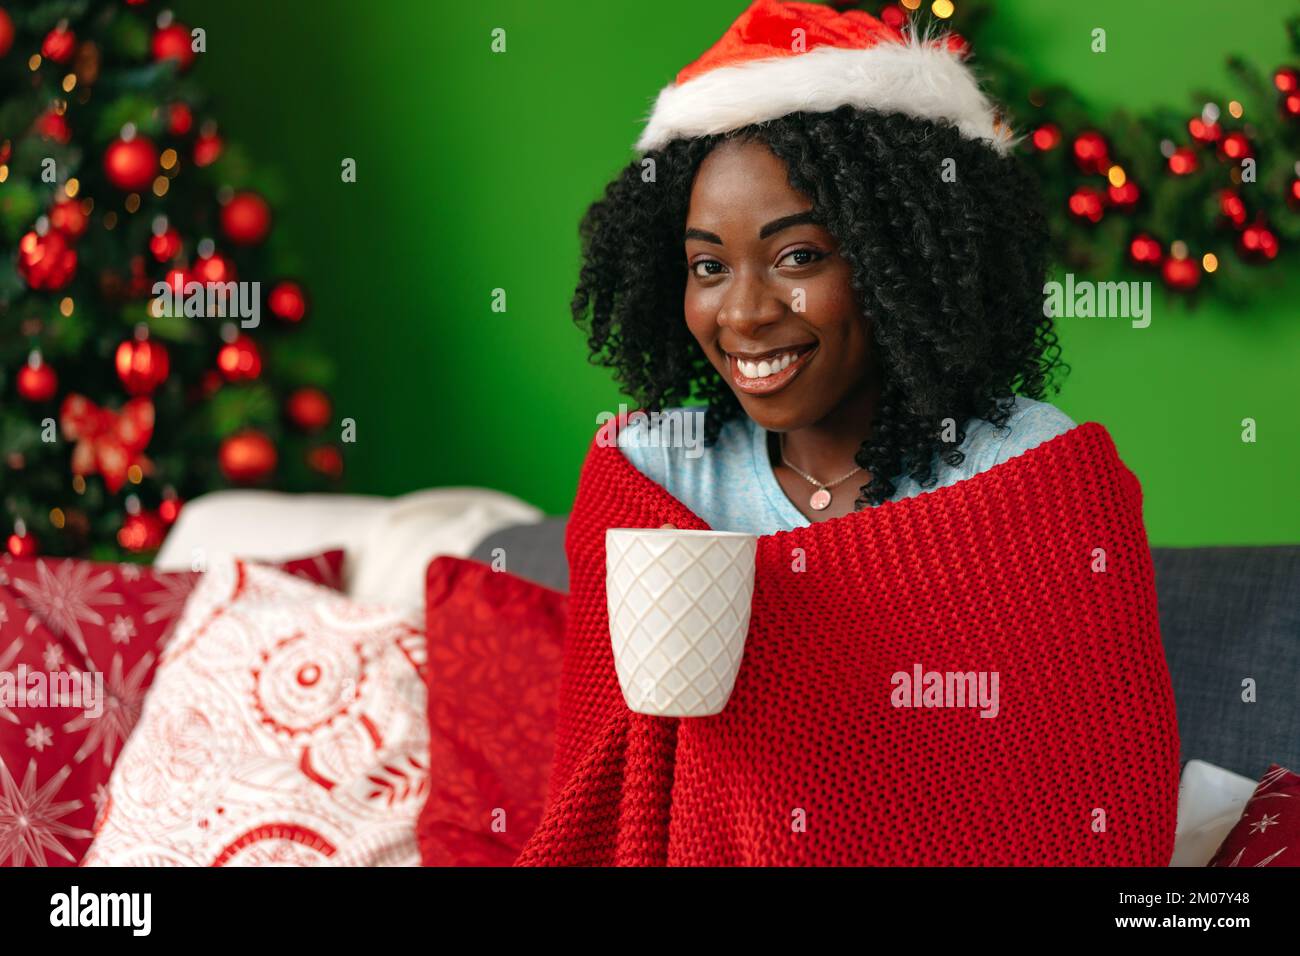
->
[605, 528, 758, 717]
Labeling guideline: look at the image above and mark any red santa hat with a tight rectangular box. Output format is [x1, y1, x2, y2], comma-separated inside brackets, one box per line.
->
[634, 0, 1014, 155]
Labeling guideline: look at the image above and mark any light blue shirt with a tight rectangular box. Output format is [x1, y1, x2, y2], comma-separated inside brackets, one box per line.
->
[617, 396, 1078, 534]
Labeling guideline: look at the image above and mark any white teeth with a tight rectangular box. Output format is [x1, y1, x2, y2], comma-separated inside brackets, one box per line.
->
[736, 351, 801, 379]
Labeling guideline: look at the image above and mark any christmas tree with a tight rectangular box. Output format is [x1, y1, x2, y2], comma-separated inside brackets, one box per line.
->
[0, 2, 343, 562]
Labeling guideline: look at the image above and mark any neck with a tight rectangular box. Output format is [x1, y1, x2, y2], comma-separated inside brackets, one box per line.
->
[777, 377, 881, 481]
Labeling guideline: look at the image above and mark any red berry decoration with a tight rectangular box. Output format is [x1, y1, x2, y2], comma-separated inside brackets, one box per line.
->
[268, 280, 308, 322]
[1238, 222, 1279, 262]
[219, 430, 277, 483]
[17, 228, 77, 290]
[0, 8, 14, 60]
[158, 490, 183, 525]
[118, 510, 166, 552]
[17, 351, 58, 402]
[1128, 234, 1162, 267]
[1031, 123, 1061, 151]
[1218, 132, 1251, 161]
[1067, 186, 1105, 224]
[104, 131, 159, 191]
[1162, 255, 1201, 291]
[115, 330, 171, 397]
[41, 23, 76, 64]
[220, 191, 272, 245]
[167, 102, 193, 135]
[1071, 130, 1109, 173]
[1274, 67, 1299, 93]
[217, 335, 262, 381]
[49, 198, 88, 240]
[286, 387, 332, 432]
[1218, 189, 1247, 229]
[151, 22, 194, 71]
[1283, 93, 1300, 118]
[1167, 146, 1198, 175]
[1288, 179, 1300, 212]
[306, 445, 344, 480]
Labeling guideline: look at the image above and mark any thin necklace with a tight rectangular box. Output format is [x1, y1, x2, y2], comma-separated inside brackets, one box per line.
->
[778, 433, 864, 511]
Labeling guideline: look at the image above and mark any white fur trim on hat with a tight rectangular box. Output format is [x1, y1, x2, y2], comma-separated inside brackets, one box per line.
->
[635, 38, 1014, 155]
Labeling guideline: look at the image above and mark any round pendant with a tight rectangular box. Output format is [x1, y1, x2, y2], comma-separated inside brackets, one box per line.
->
[809, 487, 832, 511]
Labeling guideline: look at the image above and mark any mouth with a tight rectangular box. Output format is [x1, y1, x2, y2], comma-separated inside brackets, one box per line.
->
[724, 343, 818, 396]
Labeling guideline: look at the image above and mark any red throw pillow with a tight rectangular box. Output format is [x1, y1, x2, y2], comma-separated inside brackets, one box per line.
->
[418, 556, 566, 866]
[0, 550, 344, 867]
[1208, 764, 1300, 867]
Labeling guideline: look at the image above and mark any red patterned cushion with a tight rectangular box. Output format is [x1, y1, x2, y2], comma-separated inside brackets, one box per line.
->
[418, 556, 566, 866]
[0, 550, 343, 867]
[1208, 764, 1300, 867]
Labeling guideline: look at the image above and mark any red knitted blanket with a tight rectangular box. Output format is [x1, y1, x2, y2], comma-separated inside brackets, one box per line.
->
[515, 415, 1180, 866]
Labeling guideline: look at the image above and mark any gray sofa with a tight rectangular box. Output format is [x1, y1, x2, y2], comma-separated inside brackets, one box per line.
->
[471, 518, 1300, 782]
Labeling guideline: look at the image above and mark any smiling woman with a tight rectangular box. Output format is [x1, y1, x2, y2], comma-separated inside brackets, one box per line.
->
[581, 109, 1075, 529]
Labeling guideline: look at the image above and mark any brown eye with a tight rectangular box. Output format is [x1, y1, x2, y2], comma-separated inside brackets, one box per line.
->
[691, 259, 726, 278]
[778, 248, 825, 268]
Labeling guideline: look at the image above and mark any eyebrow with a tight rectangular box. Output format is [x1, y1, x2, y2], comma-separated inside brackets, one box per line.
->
[684, 209, 822, 245]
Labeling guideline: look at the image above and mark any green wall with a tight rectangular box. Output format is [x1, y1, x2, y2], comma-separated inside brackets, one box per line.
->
[175, 0, 1300, 545]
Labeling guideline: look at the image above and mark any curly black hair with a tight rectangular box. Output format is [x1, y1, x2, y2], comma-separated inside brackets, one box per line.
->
[572, 105, 1068, 508]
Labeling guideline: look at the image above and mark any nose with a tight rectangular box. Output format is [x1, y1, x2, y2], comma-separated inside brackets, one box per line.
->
[715, 269, 785, 338]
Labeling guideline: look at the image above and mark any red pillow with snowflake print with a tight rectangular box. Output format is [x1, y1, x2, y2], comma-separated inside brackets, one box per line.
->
[0, 549, 343, 868]
[418, 556, 567, 866]
[1207, 764, 1300, 867]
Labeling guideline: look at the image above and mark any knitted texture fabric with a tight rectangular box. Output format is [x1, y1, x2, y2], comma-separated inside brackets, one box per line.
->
[514, 416, 1180, 866]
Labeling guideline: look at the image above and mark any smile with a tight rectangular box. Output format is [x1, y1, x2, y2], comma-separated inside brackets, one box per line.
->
[726, 344, 817, 395]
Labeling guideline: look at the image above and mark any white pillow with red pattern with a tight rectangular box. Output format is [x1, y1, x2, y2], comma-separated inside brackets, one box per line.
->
[83, 556, 428, 867]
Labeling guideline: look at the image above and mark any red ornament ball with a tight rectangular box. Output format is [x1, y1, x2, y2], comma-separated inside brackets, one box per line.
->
[217, 335, 263, 381]
[35, 110, 72, 144]
[1031, 124, 1061, 151]
[193, 130, 223, 167]
[220, 192, 271, 245]
[1161, 255, 1200, 291]
[0, 8, 14, 59]
[118, 510, 166, 552]
[17, 229, 77, 290]
[1067, 186, 1106, 224]
[1218, 189, 1247, 229]
[115, 334, 171, 396]
[1106, 181, 1140, 211]
[7, 527, 38, 558]
[286, 387, 332, 432]
[42, 25, 76, 64]
[104, 135, 159, 191]
[1284, 93, 1300, 118]
[1167, 146, 1198, 175]
[149, 227, 182, 262]
[1274, 67, 1299, 93]
[1238, 223, 1279, 262]
[1187, 117, 1221, 144]
[17, 352, 58, 402]
[1288, 179, 1300, 212]
[193, 251, 236, 283]
[1128, 234, 1163, 267]
[1071, 130, 1109, 173]
[49, 198, 89, 239]
[158, 494, 183, 525]
[219, 430, 278, 483]
[268, 280, 308, 322]
[1218, 132, 1251, 161]
[306, 445, 344, 480]
[167, 102, 193, 136]
[151, 22, 194, 71]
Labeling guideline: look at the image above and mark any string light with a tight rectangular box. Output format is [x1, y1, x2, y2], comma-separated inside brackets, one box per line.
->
[932, 0, 955, 18]
[65, 178, 80, 197]
[59, 297, 74, 316]
[0, 166, 7, 184]
[153, 175, 170, 197]
[160, 148, 178, 169]
[50, 508, 66, 529]
[103, 211, 118, 230]
[1228, 100, 1243, 118]
[124, 193, 141, 213]
[28, 54, 42, 71]
[1202, 253, 1218, 273]
[127, 465, 143, 485]
[901, 0, 922, 8]
[1170, 240, 1188, 259]
[72, 475, 86, 494]
[1107, 165, 1126, 187]
[62, 74, 76, 92]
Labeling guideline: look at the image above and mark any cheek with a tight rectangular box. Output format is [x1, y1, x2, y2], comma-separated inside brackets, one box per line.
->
[683, 288, 717, 344]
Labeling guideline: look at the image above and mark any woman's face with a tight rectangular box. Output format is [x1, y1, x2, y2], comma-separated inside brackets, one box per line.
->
[683, 138, 876, 433]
